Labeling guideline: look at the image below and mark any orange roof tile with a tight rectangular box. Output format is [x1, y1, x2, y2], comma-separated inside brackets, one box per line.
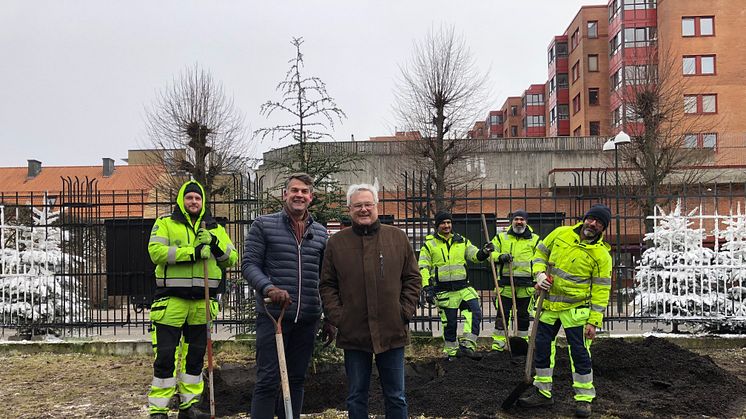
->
[0, 164, 162, 196]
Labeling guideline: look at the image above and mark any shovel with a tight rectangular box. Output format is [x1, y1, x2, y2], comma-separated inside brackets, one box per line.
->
[200, 222, 216, 419]
[506, 257, 528, 356]
[501, 269, 550, 410]
[263, 297, 293, 419]
[480, 214, 512, 355]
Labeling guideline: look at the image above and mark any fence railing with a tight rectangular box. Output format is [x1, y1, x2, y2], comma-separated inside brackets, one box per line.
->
[3, 173, 746, 338]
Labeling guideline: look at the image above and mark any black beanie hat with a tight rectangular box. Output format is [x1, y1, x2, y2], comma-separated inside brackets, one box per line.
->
[434, 211, 452, 227]
[584, 204, 611, 229]
[511, 209, 528, 220]
[183, 182, 203, 198]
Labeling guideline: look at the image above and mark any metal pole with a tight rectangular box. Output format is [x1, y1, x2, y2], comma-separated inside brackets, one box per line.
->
[614, 146, 623, 313]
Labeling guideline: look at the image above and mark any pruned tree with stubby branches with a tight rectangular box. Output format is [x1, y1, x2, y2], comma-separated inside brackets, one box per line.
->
[393, 25, 491, 215]
[142, 64, 250, 198]
[611, 43, 721, 233]
[255, 37, 362, 224]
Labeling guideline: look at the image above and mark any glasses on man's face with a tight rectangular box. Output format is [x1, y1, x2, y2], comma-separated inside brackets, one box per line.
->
[351, 202, 376, 211]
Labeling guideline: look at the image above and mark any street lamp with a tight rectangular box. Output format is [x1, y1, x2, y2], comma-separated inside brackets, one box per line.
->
[603, 130, 631, 313]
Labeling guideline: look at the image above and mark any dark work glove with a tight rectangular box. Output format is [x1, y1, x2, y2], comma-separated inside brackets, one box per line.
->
[498, 253, 513, 264]
[476, 242, 495, 261]
[318, 320, 337, 348]
[423, 286, 436, 306]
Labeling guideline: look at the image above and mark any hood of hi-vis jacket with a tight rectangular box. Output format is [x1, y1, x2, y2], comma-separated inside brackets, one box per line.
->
[176, 180, 207, 231]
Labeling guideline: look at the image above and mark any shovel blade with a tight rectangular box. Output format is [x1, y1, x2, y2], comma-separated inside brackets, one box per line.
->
[501, 380, 533, 410]
[509, 337, 528, 356]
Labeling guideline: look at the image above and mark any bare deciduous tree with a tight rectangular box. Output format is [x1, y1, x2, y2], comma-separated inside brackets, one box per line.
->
[142, 64, 249, 198]
[394, 25, 490, 214]
[256, 37, 362, 224]
[612, 44, 720, 232]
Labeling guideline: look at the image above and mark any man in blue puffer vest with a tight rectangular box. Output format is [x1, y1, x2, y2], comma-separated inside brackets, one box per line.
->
[242, 173, 331, 419]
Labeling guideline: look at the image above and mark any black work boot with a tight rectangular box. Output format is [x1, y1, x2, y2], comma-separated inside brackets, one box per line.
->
[575, 401, 592, 418]
[178, 405, 211, 419]
[517, 388, 554, 408]
[150, 414, 168, 419]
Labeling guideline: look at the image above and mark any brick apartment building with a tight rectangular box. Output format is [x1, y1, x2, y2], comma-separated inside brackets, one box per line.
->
[470, 0, 745, 160]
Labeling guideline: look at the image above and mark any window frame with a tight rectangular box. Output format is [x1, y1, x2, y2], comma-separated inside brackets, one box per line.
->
[684, 94, 718, 114]
[589, 121, 601, 136]
[682, 16, 715, 37]
[572, 61, 580, 83]
[683, 54, 716, 76]
[587, 21, 598, 39]
[588, 54, 599, 72]
[588, 88, 600, 106]
[572, 93, 581, 115]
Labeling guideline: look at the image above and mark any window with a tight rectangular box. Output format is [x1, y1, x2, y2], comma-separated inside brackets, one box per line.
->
[624, 0, 657, 10]
[683, 55, 716, 75]
[624, 27, 657, 47]
[684, 133, 718, 149]
[682, 17, 714, 37]
[510, 125, 518, 136]
[611, 106, 623, 127]
[556, 42, 568, 57]
[572, 94, 581, 114]
[511, 106, 518, 116]
[624, 65, 655, 84]
[608, 0, 620, 22]
[588, 88, 600, 106]
[684, 94, 717, 114]
[548, 46, 555, 64]
[525, 93, 544, 106]
[548, 76, 556, 94]
[609, 31, 622, 56]
[526, 115, 545, 127]
[703, 133, 717, 148]
[610, 68, 623, 90]
[590, 121, 601, 135]
[558, 104, 569, 120]
[683, 134, 698, 148]
[571, 28, 580, 50]
[549, 107, 556, 125]
[573, 126, 582, 137]
[572, 61, 580, 83]
[490, 132, 499, 139]
[557, 73, 569, 89]
[588, 54, 599, 72]
[588, 21, 598, 39]
[490, 115, 498, 124]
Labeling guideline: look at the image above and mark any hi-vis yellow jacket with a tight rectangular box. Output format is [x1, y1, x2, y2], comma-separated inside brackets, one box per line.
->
[419, 233, 480, 288]
[148, 181, 237, 299]
[532, 222, 612, 327]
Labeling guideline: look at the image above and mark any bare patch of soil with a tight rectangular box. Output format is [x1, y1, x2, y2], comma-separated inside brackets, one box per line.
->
[2, 337, 746, 418]
[204, 337, 746, 418]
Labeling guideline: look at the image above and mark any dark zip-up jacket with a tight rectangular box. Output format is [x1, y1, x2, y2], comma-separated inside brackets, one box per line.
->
[242, 209, 328, 322]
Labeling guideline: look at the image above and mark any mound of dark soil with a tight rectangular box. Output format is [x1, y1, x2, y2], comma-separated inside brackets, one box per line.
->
[201, 337, 746, 418]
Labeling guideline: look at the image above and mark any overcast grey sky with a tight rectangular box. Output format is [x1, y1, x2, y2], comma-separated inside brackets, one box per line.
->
[0, 0, 596, 167]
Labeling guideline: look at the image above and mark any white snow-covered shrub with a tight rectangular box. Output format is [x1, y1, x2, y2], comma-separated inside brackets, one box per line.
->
[0, 205, 85, 332]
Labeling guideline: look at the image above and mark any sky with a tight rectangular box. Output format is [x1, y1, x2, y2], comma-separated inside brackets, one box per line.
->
[0, 0, 597, 167]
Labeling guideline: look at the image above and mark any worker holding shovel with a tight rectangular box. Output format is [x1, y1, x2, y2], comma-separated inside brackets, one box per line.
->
[489, 210, 540, 354]
[146, 180, 238, 419]
[517, 204, 612, 418]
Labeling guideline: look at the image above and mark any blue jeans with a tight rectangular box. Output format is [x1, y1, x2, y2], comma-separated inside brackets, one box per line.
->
[251, 313, 319, 419]
[344, 347, 407, 419]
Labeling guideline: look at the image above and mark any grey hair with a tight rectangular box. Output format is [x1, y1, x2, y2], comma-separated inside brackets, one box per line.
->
[346, 183, 379, 206]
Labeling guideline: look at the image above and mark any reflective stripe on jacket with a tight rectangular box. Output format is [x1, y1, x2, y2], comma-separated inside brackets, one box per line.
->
[532, 222, 612, 327]
[148, 180, 238, 299]
[418, 233, 479, 287]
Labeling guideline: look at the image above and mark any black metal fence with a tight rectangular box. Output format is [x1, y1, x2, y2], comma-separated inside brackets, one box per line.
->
[2, 171, 746, 338]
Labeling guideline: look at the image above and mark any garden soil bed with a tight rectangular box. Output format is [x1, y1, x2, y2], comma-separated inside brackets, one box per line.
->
[203, 336, 746, 418]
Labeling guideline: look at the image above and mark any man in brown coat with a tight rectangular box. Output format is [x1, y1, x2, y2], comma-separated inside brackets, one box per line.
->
[320, 182, 421, 419]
